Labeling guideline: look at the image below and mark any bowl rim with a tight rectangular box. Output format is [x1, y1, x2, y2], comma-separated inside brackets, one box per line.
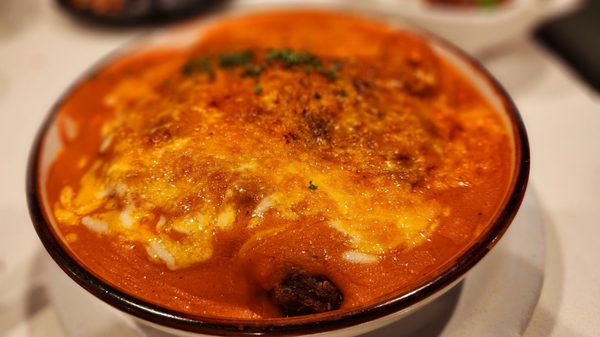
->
[26, 8, 530, 336]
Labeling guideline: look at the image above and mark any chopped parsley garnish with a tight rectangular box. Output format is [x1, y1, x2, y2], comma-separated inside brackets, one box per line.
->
[308, 181, 318, 190]
[319, 68, 337, 81]
[181, 48, 343, 90]
[255, 84, 263, 95]
[242, 64, 263, 78]
[318, 61, 342, 81]
[181, 56, 215, 79]
[265, 49, 342, 81]
[266, 49, 321, 68]
[219, 51, 254, 68]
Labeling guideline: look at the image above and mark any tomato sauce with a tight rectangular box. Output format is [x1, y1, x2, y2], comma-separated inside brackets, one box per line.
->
[45, 11, 514, 319]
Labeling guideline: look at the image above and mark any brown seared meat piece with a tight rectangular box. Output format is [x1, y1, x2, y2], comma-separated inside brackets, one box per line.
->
[271, 269, 343, 317]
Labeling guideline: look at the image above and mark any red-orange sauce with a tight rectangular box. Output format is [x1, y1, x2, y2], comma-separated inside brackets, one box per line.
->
[45, 11, 514, 319]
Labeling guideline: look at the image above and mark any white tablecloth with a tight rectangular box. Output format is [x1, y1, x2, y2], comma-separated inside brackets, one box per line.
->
[0, 0, 598, 336]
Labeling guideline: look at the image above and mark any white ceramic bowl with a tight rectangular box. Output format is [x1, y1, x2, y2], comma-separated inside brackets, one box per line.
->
[354, 0, 581, 53]
[27, 6, 529, 336]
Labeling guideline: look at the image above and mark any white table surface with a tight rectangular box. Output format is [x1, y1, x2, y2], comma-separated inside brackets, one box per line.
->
[0, 0, 598, 336]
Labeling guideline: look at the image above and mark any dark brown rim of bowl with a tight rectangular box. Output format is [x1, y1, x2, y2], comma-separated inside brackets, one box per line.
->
[26, 10, 530, 337]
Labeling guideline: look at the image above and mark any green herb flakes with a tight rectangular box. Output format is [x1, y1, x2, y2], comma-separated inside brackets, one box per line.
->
[242, 64, 263, 78]
[219, 51, 254, 68]
[181, 57, 215, 79]
[266, 49, 321, 68]
[183, 49, 343, 84]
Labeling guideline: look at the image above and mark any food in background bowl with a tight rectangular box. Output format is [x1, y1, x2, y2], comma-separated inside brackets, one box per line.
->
[28, 9, 528, 335]
[426, 0, 508, 8]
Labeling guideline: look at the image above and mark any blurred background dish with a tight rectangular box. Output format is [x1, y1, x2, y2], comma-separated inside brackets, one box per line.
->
[55, 0, 226, 25]
[347, 0, 581, 54]
[233, 0, 580, 54]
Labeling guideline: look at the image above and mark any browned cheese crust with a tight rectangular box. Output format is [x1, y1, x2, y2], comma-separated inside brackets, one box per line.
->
[47, 11, 514, 319]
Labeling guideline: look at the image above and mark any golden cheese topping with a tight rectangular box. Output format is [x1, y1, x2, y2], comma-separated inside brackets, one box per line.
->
[47, 11, 514, 319]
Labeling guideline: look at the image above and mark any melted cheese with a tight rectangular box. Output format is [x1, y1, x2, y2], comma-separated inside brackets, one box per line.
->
[53, 40, 507, 269]
[48, 11, 514, 318]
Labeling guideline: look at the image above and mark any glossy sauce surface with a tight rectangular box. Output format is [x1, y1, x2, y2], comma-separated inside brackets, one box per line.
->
[45, 11, 514, 319]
